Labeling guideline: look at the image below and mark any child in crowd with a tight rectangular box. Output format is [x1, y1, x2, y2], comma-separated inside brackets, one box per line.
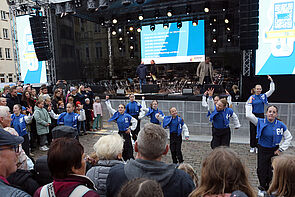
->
[93, 97, 103, 131]
[67, 96, 74, 106]
[157, 107, 189, 164]
[76, 101, 86, 136]
[84, 98, 93, 131]
[178, 163, 198, 187]
[57, 100, 66, 114]
[33, 100, 51, 151]
[11, 104, 33, 155]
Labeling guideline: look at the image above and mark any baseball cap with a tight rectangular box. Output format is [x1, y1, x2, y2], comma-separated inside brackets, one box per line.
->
[0, 128, 24, 146]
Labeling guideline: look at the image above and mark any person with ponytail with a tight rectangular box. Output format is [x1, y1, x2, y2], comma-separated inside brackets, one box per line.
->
[139, 98, 164, 125]
[245, 101, 292, 194]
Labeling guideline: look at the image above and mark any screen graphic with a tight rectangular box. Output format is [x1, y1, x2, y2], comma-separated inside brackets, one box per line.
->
[16, 15, 47, 83]
[140, 20, 205, 64]
[256, 0, 295, 75]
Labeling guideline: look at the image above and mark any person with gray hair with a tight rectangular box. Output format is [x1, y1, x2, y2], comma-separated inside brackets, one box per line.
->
[106, 123, 195, 197]
[86, 134, 124, 197]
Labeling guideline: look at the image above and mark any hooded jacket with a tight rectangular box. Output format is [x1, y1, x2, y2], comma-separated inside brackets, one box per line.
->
[33, 106, 51, 135]
[106, 159, 195, 197]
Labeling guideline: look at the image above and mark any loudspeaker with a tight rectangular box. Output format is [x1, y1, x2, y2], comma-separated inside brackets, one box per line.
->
[30, 16, 52, 61]
[142, 84, 159, 93]
[203, 84, 224, 94]
[116, 89, 125, 95]
[182, 88, 193, 95]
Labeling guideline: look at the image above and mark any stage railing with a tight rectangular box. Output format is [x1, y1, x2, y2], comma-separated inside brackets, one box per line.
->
[102, 100, 295, 144]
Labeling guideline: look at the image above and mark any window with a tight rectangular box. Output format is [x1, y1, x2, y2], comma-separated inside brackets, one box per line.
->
[85, 44, 89, 58]
[0, 48, 2, 59]
[1, 11, 6, 20]
[8, 73, 13, 82]
[3, 29, 8, 39]
[5, 48, 11, 59]
[95, 42, 102, 59]
[0, 74, 5, 83]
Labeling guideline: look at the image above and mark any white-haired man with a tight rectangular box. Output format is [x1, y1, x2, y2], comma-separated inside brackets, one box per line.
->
[106, 123, 195, 197]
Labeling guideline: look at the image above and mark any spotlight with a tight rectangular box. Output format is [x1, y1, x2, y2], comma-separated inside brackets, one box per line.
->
[130, 36, 134, 40]
[204, 7, 209, 13]
[135, 0, 145, 4]
[112, 18, 118, 24]
[212, 28, 216, 33]
[150, 24, 155, 31]
[154, 10, 160, 19]
[186, 5, 191, 15]
[167, 9, 172, 17]
[130, 52, 134, 58]
[119, 37, 123, 41]
[224, 18, 229, 24]
[122, 0, 131, 6]
[163, 22, 169, 29]
[192, 18, 198, 26]
[213, 50, 217, 54]
[226, 27, 231, 32]
[118, 43, 123, 51]
[138, 12, 144, 21]
[129, 26, 134, 31]
[130, 45, 134, 50]
[177, 21, 182, 29]
[204, 2, 210, 13]
[118, 27, 123, 33]
[112, 30, 117, 36]
[99, 18, 105, 26]
[99, 0, 108, 9]
[212, 39, 217, 43]
[137, 27, 142, 32]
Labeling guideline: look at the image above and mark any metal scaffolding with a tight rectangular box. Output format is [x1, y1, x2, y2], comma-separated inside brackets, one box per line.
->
[242, 50, 252, 77]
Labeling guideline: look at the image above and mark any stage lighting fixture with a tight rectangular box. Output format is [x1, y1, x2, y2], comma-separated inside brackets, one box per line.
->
[138, 12, 144, 21]
[224, 18, 229, 24]
[122, 0, 131, 6]
[130, 45, 134, 50]
[150, 24, 155, 31]
[186, 5, 191, 15]
[226, 27, 231, 32]
[74, 0, 82, 8]
[135, 0, 145, 4]
[163, 22, 169, 29]
[213, 50, 217, 54]
[204, 7, 209, 13]
[192, 19, 198, 26]
[55, 4, 64, 16]
[167, 9, 172, 17]
[112, 30, 117, 36]
[112, 18, 118, 24]
[118, 27, 123, 33]
[99, 0, 108, 9]
[99, 18, 105, 26]
[204, 2, 210, 13]
[137, 27, 142, 32]
[119, 37, 123, 41]
[154, 10, 160, 19]
[87, 0, 96, 11]
[130, 52, 134, 58]
[177, 21, 182, 29]
[65, 1, 75, 14]
[212, 39, 217, 43]
[212, 28, 216, 33]
[129, 26, 134, 31]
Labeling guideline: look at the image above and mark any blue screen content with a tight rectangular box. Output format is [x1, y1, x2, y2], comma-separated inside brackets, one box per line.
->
[140, 20, 205, 64]
[256, 0, 295, 75]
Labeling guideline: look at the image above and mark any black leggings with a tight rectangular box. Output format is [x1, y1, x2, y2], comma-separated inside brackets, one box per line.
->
[170, 133, 183, 164]
[211, 127, 231, 149]
[131, 115, 140, 141]
[250, 113, 264, 148]
[119, 131, 134, 161]
[22, 134, 30, 156]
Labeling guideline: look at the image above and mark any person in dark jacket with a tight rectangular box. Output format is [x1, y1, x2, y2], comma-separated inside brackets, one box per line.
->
[7, 86, 21, 113]
[0, 128, 31, 197]
[106, 123, 195, 197]
[86, 134, 124, 197]
[136, 61, 147, 93]
[34, 138, 99, 197]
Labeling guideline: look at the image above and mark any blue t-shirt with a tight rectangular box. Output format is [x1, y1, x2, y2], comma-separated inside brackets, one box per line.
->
[126, 101, 142, 116]
[248, 94, 268, 114]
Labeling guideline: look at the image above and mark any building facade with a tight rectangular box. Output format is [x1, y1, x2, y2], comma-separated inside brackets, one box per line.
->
[0, 0, 16, 83]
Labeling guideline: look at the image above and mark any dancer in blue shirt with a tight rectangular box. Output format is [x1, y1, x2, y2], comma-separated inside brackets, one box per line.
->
[208, 88, 240, 149]
[139, 98, 164, 125]
[157, 107, 189, 164]
[105, 96, 137, 161]
[246, 101, 292, 193]
[247, 75, 275, 153]
[125, 94, 142, 142]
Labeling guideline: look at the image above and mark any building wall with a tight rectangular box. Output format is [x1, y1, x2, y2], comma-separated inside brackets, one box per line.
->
[0, 1, 16, 83]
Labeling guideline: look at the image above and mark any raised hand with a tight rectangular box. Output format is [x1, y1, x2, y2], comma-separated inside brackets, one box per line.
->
[225, 89, 230, 95]
[267, 75, 273, 81]
[208, 88, 214, 97]
[204, 90, 208, 96]
[106, 95, 109, 100]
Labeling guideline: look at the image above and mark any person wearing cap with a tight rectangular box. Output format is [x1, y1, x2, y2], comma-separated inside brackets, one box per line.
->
[67, 87, 82, 107]
[0, 128, 31, 196]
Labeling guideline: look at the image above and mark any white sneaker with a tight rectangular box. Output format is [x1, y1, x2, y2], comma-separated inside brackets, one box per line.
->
[255, 147, 258, 154]
[250, 148, 255, 153]
[39, 145, 49, 151]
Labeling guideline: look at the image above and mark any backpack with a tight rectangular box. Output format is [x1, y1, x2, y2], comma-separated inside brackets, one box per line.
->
[40, 182, 90, 197]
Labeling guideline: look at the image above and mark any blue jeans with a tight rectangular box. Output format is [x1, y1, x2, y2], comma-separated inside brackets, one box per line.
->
[139, 78, 146, 92]
[78, 121, 86, 134]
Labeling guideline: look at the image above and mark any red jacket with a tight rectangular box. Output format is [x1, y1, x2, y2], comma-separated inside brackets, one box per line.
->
[34, 174, 99, 197]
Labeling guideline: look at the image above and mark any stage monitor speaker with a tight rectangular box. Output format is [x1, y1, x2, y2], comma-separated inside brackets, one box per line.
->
[29, 16, 52, 61]
[203, 84, 223, 94]
[182, 88, 193, 95]
[116, 89, 125, 95]
[142, 84, 159, 93]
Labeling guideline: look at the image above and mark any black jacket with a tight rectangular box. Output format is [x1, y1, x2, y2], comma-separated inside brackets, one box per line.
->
[106, 159, 195, 197]
[34, 155, 53, 186]
[136, 64, 147, 80]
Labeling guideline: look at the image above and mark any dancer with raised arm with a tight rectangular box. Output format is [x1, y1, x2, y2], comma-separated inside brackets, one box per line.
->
[105, 96, 137, 161]
[247, 75, 275, 153]
[139, 97, 164, 125]
[207, 88, 240, 149]
[245, 100, 292, 194]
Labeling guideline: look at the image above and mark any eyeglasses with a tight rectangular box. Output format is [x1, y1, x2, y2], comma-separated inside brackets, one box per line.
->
[0, 145, 20, 153]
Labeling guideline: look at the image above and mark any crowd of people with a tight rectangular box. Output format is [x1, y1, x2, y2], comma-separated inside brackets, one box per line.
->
[0, 75, 294, 197]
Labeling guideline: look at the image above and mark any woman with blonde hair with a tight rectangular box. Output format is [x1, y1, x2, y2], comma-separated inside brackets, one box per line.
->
[267, 154, 295, 197]
[86, 134, 124, 197]
[189, 147, 256, 197]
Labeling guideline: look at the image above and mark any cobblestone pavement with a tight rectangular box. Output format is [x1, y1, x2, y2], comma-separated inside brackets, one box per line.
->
[32, 123, 295, 191]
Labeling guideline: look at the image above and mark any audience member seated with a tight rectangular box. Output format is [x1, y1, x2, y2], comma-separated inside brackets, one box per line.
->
[86, 134, 124, 197]
[189, 147, 255, 197]
[34, 125, 78, 186]
[0, 129, 31, 196]
[117, 178, 164, 197]
[266, 154, 295, 197]
[106, 123, 195, 197]
[34, 137, 99, 197]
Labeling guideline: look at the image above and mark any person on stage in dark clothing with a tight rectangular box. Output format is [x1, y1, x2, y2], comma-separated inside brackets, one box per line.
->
[136, 61, 147, 93]
[245, 102, 292, 194]
[105, 96, 137, 161]
[150, 60, 157, 84]
[125, 94, 142, 142]
[247, 75, 275, 154]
